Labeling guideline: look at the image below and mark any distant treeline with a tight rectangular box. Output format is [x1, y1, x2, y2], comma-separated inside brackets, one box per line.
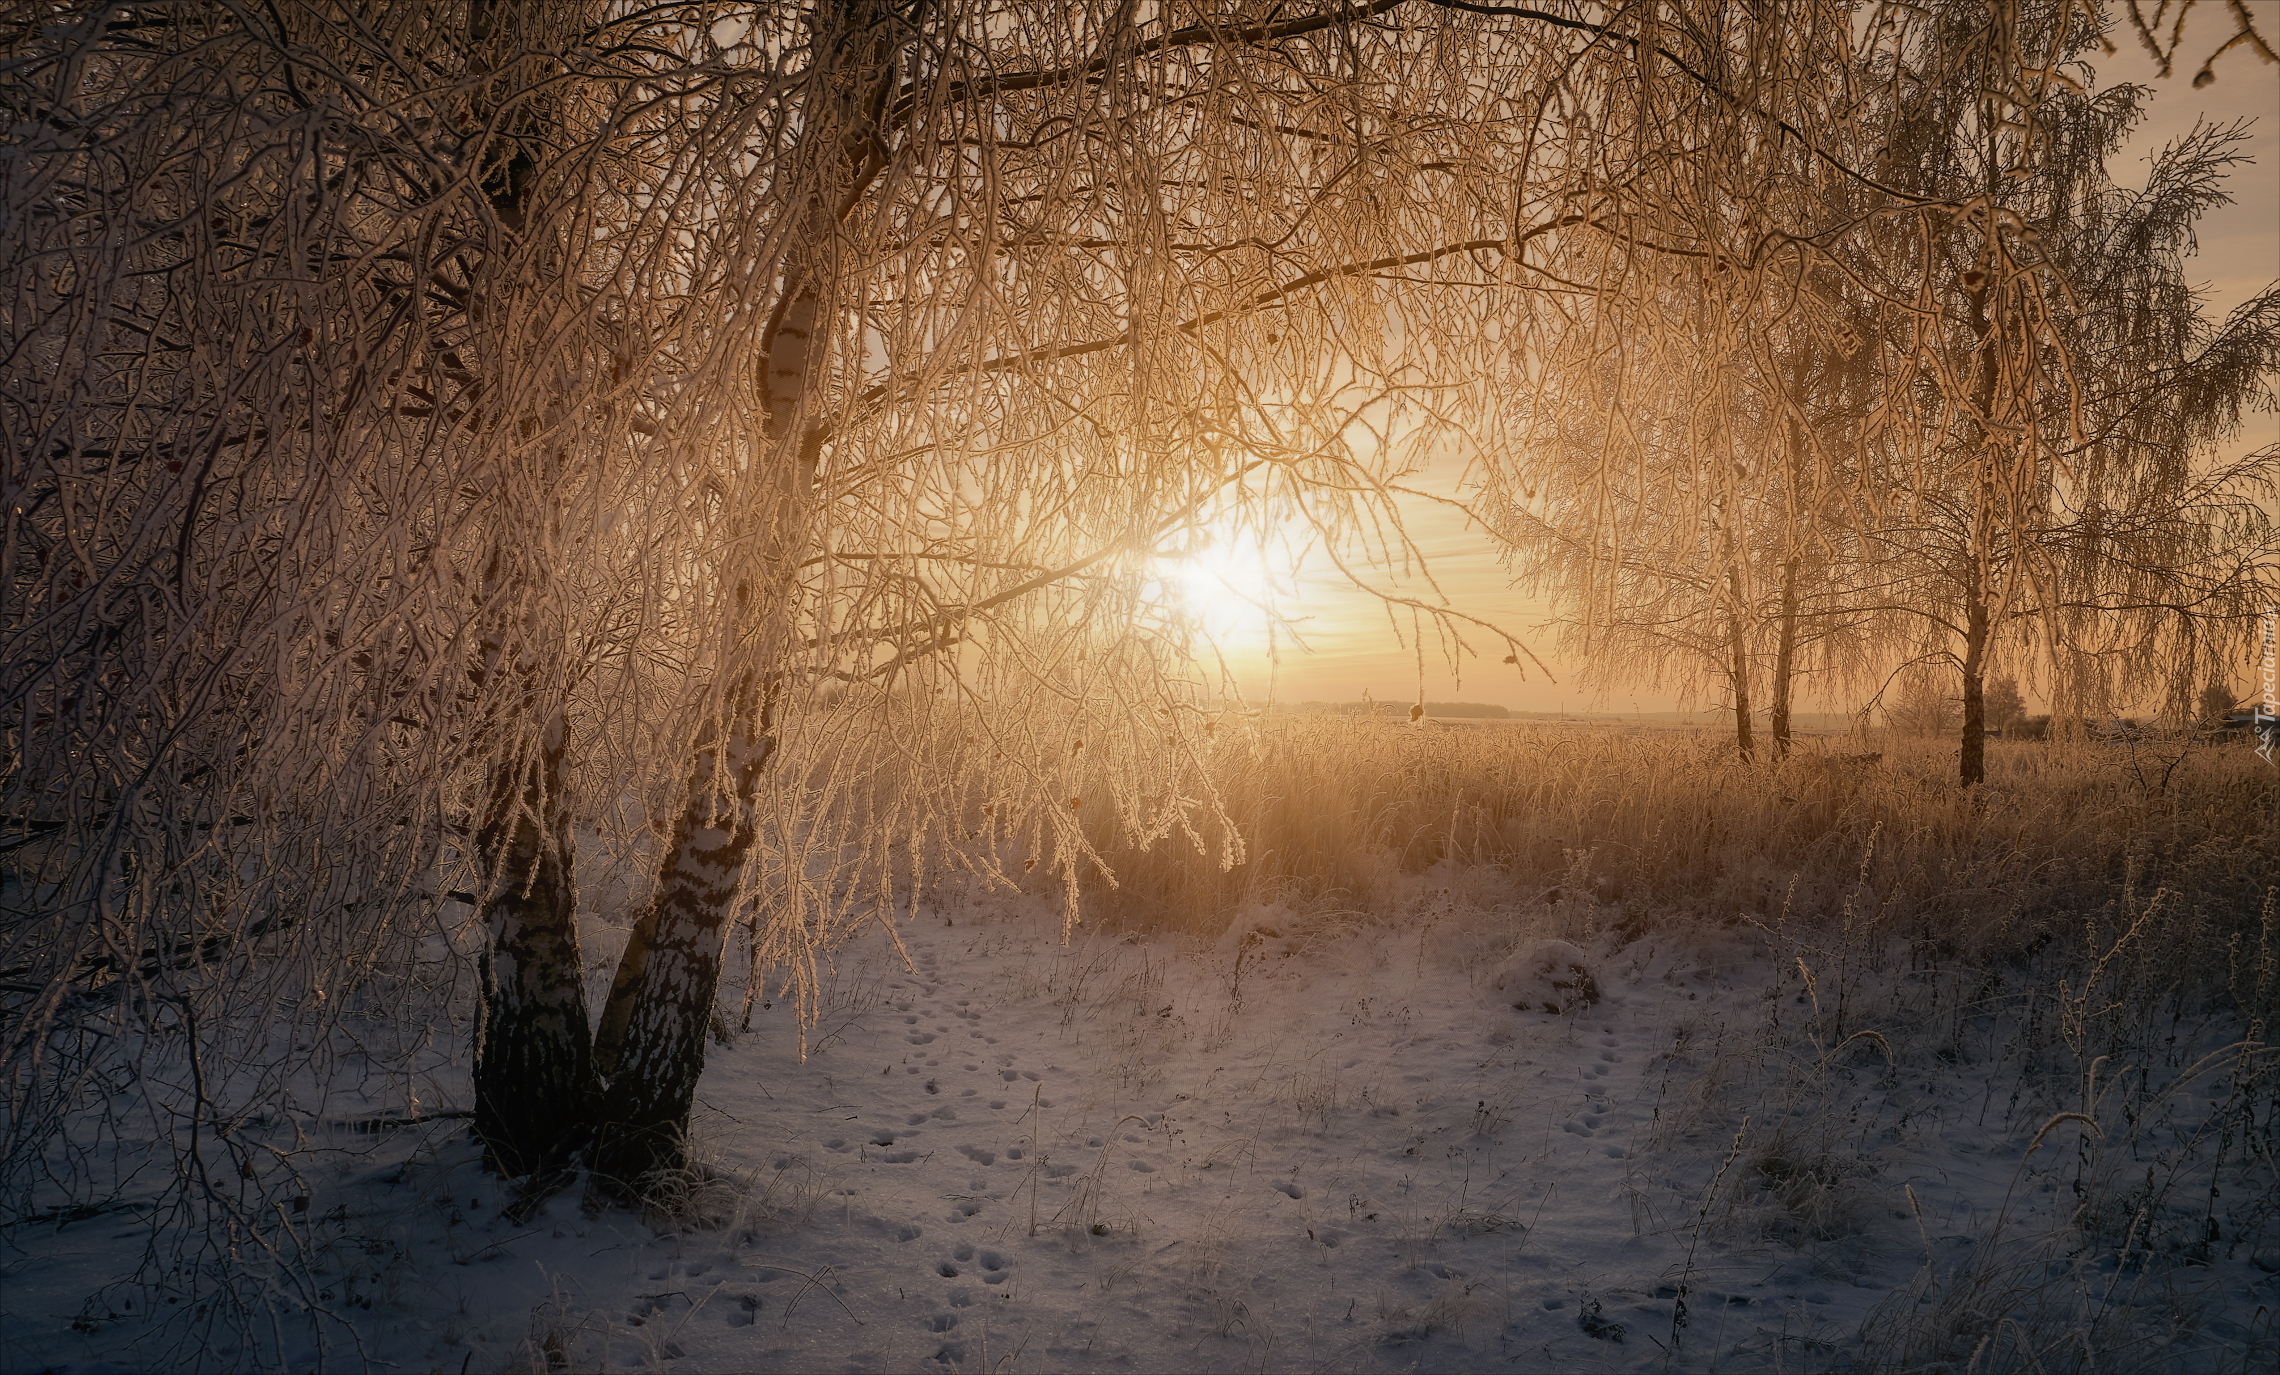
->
[1281, 701, 1513, 719]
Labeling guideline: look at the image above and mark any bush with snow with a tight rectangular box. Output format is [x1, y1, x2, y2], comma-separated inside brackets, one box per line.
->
[1488, 938, 1601, 1014]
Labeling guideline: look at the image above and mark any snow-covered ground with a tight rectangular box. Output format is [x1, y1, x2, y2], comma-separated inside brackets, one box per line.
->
[8, 887, 2275, 1373]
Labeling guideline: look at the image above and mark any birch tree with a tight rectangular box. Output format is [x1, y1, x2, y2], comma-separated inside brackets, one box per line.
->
[1859, 9, 2280, 784]
[1489, 264, 1906, 758]
[0, 0, 1752, 1210]
[1484, 1, 2276, 780]
[12, 2, 2263, 1252]
[1474, 0, 1922, 758]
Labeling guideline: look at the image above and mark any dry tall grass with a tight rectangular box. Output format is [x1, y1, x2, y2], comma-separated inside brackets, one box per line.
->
[1036, 716, 2278, 1371]
[1075, 719, 2274, 1016]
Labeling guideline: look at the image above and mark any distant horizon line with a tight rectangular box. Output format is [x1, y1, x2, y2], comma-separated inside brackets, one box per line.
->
[1267, 700, 1869, 724]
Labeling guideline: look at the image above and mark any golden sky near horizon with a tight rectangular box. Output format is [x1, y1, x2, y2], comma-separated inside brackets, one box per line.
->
[1188, 11, 2280, 718]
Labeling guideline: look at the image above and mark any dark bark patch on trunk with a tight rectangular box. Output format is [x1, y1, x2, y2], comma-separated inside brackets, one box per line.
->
[472, 717, 597, 1179]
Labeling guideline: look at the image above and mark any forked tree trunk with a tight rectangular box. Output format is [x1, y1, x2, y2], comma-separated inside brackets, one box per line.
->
[580, 284, 816, 1186]
[459, 0, 600, 1178]
[579, 293, 832, 1196]
[490, 8, 890, 1194]
[471, 704, 594, 1177]
[588, 671, 781, 1192]
[576, 92, 864, 1185]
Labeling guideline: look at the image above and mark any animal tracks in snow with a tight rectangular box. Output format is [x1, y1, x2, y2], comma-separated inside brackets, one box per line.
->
[1562, 1110, 1606, 1136]
[26, 895, 2259, 1375]
[669, 909, 1916, 1372]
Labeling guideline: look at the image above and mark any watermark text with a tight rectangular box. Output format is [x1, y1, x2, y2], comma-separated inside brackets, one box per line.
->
[2258, 605, 2277, 766]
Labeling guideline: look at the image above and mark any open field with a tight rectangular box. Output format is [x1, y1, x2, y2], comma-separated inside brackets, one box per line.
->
[5, 723, 2274, 1373]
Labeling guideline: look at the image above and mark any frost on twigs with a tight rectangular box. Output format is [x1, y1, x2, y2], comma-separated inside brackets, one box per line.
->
[1489, 939, 1601, 1015]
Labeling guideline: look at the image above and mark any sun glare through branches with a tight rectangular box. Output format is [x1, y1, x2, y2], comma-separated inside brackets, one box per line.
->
[1157, 527, 1307, 643]
[2, 2, 2275, 1371]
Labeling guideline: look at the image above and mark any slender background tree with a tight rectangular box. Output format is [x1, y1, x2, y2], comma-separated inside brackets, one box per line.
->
[1482, 0, 2277, 780]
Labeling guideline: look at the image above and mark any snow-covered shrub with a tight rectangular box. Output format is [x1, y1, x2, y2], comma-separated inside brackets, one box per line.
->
[1486, 939, 1601, 1015]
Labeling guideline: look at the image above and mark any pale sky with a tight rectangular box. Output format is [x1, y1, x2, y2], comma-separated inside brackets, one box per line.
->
[1190, 11, 2280, 715]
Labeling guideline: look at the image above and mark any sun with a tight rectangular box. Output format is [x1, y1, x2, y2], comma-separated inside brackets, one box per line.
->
[1159, 533, 1296, 640]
